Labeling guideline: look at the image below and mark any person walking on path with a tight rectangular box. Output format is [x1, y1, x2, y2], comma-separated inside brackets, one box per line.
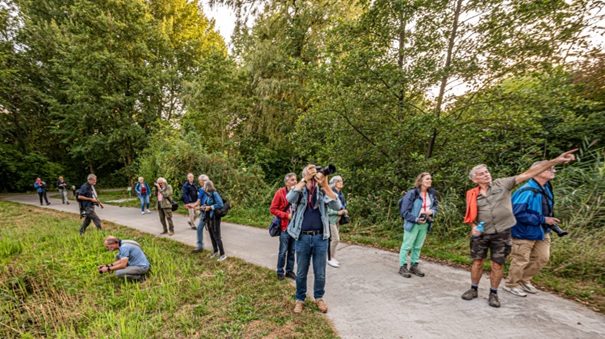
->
[98, 236, 150, 282]
[56, 176, 69, 204]
[78, 174, 104, 235]
[327, 176, 348, 268]
[34, 177, 50, 206]
[135, 177, 151, 215]
[203, 180, 227, 261]
[287, 164, 341, 314]
[155, 177, 175, 236]
[186, 174, 209, 253]
[398, 172, 438, 278]
[182, 173, 199, 229]
[270, 172, 297, 280]
[461, 149, 577, 308]
[503, 161, 563, 297]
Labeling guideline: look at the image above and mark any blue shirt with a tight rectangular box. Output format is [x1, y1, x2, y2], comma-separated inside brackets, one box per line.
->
[119, 240, 150, 268]
[197, 188, 207, 205]
[301, 189, 322, 231]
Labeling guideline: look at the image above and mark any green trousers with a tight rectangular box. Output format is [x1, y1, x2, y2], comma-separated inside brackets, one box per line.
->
[399, 223, 429, 266]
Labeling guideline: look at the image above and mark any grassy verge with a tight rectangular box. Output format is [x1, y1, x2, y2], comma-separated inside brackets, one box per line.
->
[0, 201, 337, 338]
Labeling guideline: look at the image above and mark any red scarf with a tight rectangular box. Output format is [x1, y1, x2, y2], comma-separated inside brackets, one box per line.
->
[463, 187, 481, 224]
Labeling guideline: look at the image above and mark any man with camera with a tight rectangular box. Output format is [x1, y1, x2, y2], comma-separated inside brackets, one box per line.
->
[98, 236, 150, 282]
[287, 164, 341, 314]
[503, 161, 567, 298]
[78, 174, 104, 235]
[461, 149, 576, 308]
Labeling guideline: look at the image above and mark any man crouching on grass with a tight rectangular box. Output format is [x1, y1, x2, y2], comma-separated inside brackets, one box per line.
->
[98, 236, 150, 282]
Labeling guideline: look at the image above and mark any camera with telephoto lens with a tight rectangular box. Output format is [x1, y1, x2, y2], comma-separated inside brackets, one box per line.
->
[418, 213, 433, 223]
[547, 223, 568, 237]
[315, 164, 336, 176]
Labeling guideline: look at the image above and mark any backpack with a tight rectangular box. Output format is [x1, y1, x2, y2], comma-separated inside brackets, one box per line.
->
[214, 191, 231, 218]
[75, 188, 86, 219]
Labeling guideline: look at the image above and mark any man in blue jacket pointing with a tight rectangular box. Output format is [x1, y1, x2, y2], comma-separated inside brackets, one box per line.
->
[503, 161, 561, 297]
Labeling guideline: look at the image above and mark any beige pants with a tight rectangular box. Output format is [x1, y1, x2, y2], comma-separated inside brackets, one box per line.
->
[505, 233, 550, 288]
[329, 223, 340, 259]
[188, 208, 199, 227]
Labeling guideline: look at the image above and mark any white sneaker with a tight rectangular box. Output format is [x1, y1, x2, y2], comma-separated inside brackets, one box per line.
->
[217, 255, 227, 262]
[520, 282, 539, 294]
[327, 259, 340, 268]
[146, 209, 151, 214]
[503, 286, 527, 297]
[141, 211, 145, 215]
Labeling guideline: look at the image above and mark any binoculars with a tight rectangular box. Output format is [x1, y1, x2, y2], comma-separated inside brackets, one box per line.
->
[548, 223, 568, 237]
[315, 164, 336, 176]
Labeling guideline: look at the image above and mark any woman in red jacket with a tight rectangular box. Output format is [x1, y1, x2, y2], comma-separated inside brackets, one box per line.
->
[270, 172, 298, 280]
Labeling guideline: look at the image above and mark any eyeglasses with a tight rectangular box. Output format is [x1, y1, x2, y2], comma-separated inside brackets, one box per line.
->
[547, 167, 556, 173]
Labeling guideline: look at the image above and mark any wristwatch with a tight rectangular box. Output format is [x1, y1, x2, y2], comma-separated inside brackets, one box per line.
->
[301, 178, 307, 184]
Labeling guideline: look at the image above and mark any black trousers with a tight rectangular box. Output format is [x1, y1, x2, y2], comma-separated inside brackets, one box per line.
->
[207, 216, 225, 255]
[38, 191, 49, 205]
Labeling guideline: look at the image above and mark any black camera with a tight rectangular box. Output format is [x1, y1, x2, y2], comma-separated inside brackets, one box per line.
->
[547, 223, 568, 237]
[315, 164, 336, 176]
[419, 213, 433, 223]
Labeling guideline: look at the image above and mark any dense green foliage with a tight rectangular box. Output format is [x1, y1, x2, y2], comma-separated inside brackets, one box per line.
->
[0, 201, 337, 337]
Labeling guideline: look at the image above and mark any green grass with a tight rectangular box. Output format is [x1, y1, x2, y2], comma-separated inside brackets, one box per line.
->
[0, 201, 337, 338]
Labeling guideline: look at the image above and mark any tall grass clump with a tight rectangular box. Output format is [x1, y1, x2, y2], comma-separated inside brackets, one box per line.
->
[0, 201, 337, 338]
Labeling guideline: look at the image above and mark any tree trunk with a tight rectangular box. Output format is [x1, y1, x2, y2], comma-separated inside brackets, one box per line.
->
[426, 0, 463, 159]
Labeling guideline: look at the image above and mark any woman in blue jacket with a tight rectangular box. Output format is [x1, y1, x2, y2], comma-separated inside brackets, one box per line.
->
[135, 177, 151, 215]
[34, 177, 50, 205]
[203, 180, 226, 262]
[398, 172, 438, 278]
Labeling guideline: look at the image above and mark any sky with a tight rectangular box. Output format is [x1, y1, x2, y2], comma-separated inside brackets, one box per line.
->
[201, 3, 237, 47]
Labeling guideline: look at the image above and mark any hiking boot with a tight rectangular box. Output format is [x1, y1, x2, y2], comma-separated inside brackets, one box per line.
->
[191, 247, 204, 253]
[399, 265, 412, 278]
[277, 274, 285, 280]
[488, 293, 501, 308]
[502, 286, 527, 297]
[285, 272, 297, 280]
[409, 263, 425, 277]
[168, 232, 174, 236]
[461, 288, 478, 300]
[520, 282, 539, 294]
[293, 300, 304, 314]
[159, 231, 168, 235]
[315, 298, 328, 313]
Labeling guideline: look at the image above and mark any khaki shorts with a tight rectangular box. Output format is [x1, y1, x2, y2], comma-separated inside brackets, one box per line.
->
[470, 230, 512, 265]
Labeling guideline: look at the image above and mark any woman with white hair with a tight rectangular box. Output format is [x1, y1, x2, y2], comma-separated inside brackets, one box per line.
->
[154, 177, 175, 236]
[327, 176, 348, 268]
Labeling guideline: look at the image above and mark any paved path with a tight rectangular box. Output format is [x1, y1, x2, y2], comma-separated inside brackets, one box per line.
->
[4, 194, 604, 338]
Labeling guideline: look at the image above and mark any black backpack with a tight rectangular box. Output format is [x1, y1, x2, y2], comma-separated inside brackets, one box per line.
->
[75, 188, 86, 219]
[214, 192, 231, 218]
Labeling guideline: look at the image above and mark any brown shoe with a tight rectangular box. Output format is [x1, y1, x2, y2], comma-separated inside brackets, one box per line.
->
[159, 231, 168, 235]
[169, 232, 174, 236]
[293, 300, 304, 314]
[315, 298, 328, 313]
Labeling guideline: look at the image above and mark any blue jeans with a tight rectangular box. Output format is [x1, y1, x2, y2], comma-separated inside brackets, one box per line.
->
[295, 233, 328, 301]
[277, 231, 295, 275]
[196, 212, 205, 248]
[139, 195, 150, 212]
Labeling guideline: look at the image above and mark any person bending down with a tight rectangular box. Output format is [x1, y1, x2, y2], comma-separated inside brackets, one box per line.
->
[98, 236, 150, 282]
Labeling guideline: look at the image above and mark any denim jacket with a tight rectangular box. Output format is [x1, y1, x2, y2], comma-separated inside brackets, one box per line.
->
[399, 187, 438, 233]
[286, 185, 342, 240]
[205, 191, 224, 219]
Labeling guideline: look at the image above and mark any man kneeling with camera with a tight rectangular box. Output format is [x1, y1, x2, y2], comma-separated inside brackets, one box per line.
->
[98, 236, 150, 282]
[287, 164, 341, 314]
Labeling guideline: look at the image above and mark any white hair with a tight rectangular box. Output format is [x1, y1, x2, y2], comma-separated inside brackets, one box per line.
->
[198, 174, 209, 181]
[283, 173, 296, 184]
[329, 176, 343, 186]
[469, 165, 487, 180]
[87, 174, 97, 181]
[157, 177, 167, 184]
